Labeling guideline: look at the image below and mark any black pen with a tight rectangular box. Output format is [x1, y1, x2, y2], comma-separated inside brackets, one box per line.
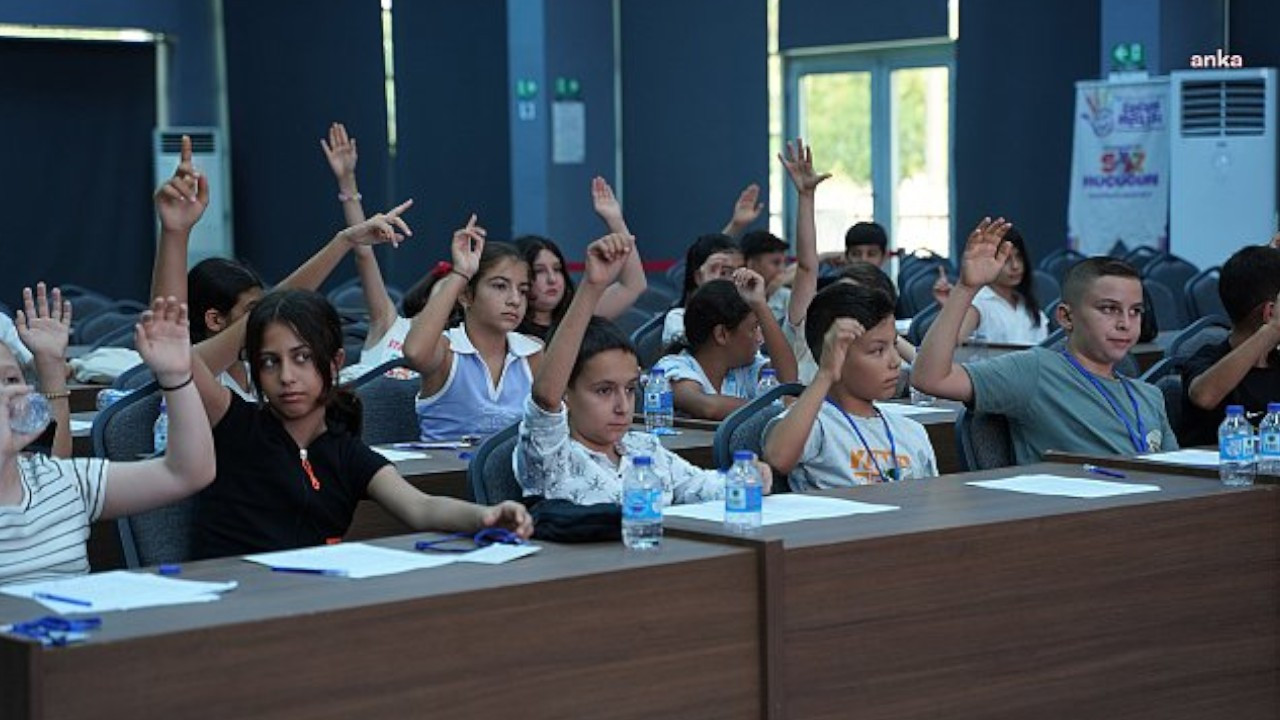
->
[270, 566, 349, 577]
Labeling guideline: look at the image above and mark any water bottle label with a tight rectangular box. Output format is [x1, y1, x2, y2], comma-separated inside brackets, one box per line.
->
[726, 486, 747, 512]
[1220, 436, 1248, 461]
[623, 488, 661, 522]
[659, 391, 673, 414]
[723, 374, 738, 397]
[1262, 432, 1280, 456]
[644, 390, 661, 413]
[743, 485, 763, 513]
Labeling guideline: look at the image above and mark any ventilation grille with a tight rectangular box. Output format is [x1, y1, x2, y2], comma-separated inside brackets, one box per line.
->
[1180, 78, 1267, 137]
[158, 132, 217, 154]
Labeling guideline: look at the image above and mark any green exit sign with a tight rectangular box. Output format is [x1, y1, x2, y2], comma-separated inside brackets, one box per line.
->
[1111, 42, 1145, 71]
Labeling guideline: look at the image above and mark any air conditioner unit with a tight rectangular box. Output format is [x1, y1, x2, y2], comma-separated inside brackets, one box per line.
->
[153, 127, 232, 265]
[1169, 68, 1277, 270]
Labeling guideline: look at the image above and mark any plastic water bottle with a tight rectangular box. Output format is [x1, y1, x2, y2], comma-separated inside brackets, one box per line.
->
[1218, 405, 1255, 487]
[96, 388, 133, 411]
[8, 392, 51, 435]
[1258, 403, 1280, 476]
[756, 368, 780, 406]
[153, 398, 169, 455]
[725, 450, 764, 534]
[622, 455, 662, 549]
[644, 369, 674, 433]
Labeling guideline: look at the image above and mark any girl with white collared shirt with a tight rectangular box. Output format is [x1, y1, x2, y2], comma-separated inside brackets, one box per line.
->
[402, 216, 544, 441]
[516, 234, 771, 505]
[951, 226, 1048, 345]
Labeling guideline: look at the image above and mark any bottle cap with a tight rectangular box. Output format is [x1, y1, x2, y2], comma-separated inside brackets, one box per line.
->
[650, 368, 664, 377]
[732, 450, 755, 463]
[1269, 403, 1280, 413]
[633, 455, 653, 467]
[1226, 404, 1244, 414]
[761, 368, 776, 377]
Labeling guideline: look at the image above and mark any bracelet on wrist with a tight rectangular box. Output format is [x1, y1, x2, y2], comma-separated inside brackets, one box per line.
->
[449, 268, 472, 283]
[41, 389, 70, 401]
[338, 191, 362, 203]
[158, 374, 195, 392]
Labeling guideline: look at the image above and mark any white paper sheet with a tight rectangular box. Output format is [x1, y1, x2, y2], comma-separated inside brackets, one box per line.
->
[1137, 449, 1220, 467]
[967, 474, 1161, 498]
[879, 403, 955, 418]
[664, 494, 899, 525]
[454, 544, 542, 565]
[371, 446, 431, 462]
[69, 419, 93, 434]
[1, 571, 238, 613]
[243, 542, 458, 579]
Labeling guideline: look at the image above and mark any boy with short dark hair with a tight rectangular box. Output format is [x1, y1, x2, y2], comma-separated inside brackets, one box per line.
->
[740, 230, 791, 323]
[844, 221, 890, 267]
[911, 218, 1177, 464]
[1179, 244, 1280, 446]
[763, 283, 937, 489]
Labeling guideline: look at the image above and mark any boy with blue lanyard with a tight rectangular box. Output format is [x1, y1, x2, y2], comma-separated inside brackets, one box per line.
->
[912, 218, 1177, 465]
[763, 283, 937, 489]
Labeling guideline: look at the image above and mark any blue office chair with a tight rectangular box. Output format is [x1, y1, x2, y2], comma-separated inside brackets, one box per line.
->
[468, 421, 522, 504]
[713, 382, 804, 493]
[954, 405, 1015, 471]
[344, 357, 421, 446]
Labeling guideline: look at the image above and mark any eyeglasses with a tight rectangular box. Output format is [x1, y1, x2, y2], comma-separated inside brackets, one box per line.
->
[414, 527, 526, 553]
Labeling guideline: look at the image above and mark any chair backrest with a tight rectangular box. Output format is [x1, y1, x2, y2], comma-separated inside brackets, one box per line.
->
[66, 293, 114, 326]
[713, 382, 805, 471]
[1139, 356, 1175, 384]
[1031, 270, 1060, 310]
[92, 382, 195, 568]
[1124, 245, 1164, 273]
[468, 421, 522, 504]
[1038, 248, 1085, 283]
[630, 311, 668, 369]
[1166, 314, 1230, 364]
[111, 362, 155, 390]
[954, 405, 1015, 471]
[1142, 278, 1187, 331]
[328, 283, 368, 316]
[906, 302, 941, 345]
[664, 260, 686, 291]
[346, 357, 421, 445]
[1143, 254, 1199, 310]
[76, 308, 141, 346]
[1184, 266, 1226, 321]
[1038, 327, 1066, 348]
[613, 306, 653, 336]
[1042, 298, 1061, 331]
[91, 322, 138, 351]
[901, 268, 951, 318]
[1155, 374, 1183, 439]
[634, 285, 678, 313]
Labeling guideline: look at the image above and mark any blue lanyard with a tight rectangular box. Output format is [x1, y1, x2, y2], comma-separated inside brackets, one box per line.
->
[1060, 349, 1149, 453]
[824, 397, 901, 482]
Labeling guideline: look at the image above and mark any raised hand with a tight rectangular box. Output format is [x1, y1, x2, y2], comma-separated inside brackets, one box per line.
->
[338, 199, 414, 248]
[729, 183, 764, 229]
[732, 267, 768, 307]
[134, 297, 191, 387]
[778, 138, 832, 194]
[481, 500, 534, 538]
[450, 213, 487, 280]
[14, 282, 71, 362]
[1270, 231, 1280, 250]
[320, 122, 358, 181]
[958, 217, 1013, 289]
[930, 265, 953, 305]
[583, 233, 634, 288]
[154, 134, 209, 232]
[590, 176, 624, 227]
[819, 317, 864, 382]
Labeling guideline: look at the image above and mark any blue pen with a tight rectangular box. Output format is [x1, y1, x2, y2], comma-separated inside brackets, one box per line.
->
[270, 566, 349, 577]
[33, 592, 93, 608]
[1083, 463, 1127, 479]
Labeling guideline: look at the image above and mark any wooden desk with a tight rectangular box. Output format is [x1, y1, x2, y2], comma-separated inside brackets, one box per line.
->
[1044, 448, 1280, 484]
[348, 428, 720, 541]
[67, 383, 105, 413]
[668, 463, 1280, 719]
[0, 535, 765, 720]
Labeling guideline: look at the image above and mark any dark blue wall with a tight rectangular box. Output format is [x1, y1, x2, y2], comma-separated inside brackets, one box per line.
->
[0, 0, 217, 126]
[542, 0, 617, 257]
[780, 0, 948, 50]
[223, 0, 387, 289]
[621, 0, 769, 260]
[391, 0, 511, 291]
[954, 0, 1100, 265]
